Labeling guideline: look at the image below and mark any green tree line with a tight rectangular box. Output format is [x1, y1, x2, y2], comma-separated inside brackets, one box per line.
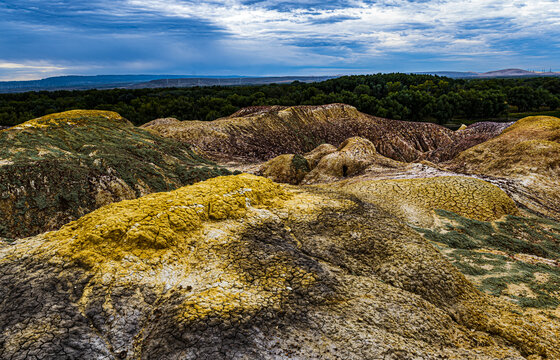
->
[1, 74, 559, 127]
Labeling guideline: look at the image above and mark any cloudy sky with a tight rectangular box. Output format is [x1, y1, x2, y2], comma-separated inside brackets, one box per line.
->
[1, 0, 559, 80]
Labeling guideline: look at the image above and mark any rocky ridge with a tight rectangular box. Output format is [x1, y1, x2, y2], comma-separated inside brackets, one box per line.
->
[446, 116, 560, 220]
[142, 104, 456, 163]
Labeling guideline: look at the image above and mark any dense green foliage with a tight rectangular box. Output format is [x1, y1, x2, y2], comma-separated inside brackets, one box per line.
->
[1, 73, 559, 126]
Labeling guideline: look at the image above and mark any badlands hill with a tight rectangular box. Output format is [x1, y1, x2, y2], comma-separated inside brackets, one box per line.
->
[142, 104, 454, 163]
[1, 106, 560, 359]
[142, 104, 513, 166]
[0, 110, 229, 239]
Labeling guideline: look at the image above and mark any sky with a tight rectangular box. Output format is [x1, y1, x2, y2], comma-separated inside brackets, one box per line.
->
[1, 0, 559, 80]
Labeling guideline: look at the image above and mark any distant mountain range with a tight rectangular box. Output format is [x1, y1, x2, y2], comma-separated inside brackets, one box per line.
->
[0, 75, 337, 93]
[1, 69, 558, 93]
[418, 68, 560, 79]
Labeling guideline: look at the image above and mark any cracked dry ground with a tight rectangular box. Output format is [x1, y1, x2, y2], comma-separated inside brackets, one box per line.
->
[1, 175, 559, 359]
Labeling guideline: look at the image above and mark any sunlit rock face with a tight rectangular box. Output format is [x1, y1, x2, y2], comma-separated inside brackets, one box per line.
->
[0, 110, 229, 239]
[1, 174, 559, 359]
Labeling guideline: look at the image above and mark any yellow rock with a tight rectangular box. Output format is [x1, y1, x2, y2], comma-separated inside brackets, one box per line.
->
[49, 174, 289, 265]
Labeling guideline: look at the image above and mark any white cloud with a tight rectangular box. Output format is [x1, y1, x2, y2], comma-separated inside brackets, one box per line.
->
[124, 0, 560, 60]
[0, 62, 67, 71]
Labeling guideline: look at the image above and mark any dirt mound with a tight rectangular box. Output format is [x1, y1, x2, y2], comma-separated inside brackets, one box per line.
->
[302, 137, 404, 184]
[0, 110, 229, 239]
[1, 174, 558, 359]
[336, 176, 519, 226]
[259, 154, 310, 185]
[259, 137, 405, 185]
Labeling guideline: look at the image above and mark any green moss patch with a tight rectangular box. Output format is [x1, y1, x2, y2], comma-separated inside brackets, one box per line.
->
[419, 210, 560, 309]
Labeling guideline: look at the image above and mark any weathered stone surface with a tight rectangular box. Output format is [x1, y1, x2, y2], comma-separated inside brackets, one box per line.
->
[302, 137, 404, 184]
[334, 176, 519, 226]
[0, 110, 230, 239]
[1, 174, 558, 359]
[259, 137, 405, 185]
[259, 154, 310, 185]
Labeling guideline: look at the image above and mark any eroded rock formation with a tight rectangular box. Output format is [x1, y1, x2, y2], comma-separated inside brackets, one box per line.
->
[1, 175, 558, 359]
[142, 104, 456, 163]
[423, 121, 514, 162]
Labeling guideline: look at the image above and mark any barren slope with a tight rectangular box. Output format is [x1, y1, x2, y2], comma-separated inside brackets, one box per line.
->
[446, 116, 560, 219]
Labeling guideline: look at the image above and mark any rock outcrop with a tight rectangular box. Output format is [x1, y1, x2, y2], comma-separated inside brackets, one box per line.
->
[335, 176, 519, 226]
[1, 174, 558, 359]
[259, 137, 405, 185]
[301, 137, 404, 184]
[0, 110, 230, 239]
[259, 154, 311, 185]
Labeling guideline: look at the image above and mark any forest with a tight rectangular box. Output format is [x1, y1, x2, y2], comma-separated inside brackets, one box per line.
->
[1, 73, 559, 127]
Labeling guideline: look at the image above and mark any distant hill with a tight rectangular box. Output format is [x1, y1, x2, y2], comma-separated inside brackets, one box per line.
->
[1, 69, 559, 93]
[129, 76, 338, 89]
[0, 75, 191, 93]
[420, 68, 560, 78]
[0, 75, 337, 93]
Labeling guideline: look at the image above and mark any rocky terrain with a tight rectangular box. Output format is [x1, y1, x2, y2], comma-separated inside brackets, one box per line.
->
[142, 104, 457, 163]
[2, 174, 559, 359]
[0, 110, 230, 239]
[1, 106, 559, 359]
[446, 116, 560, 220]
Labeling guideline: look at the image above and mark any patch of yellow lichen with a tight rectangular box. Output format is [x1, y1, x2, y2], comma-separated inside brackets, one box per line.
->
[14, 110, 128, 129]
[337, 176, 518, 226]
[47, 174, 290, 266]
[504, 115, 560, 134]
